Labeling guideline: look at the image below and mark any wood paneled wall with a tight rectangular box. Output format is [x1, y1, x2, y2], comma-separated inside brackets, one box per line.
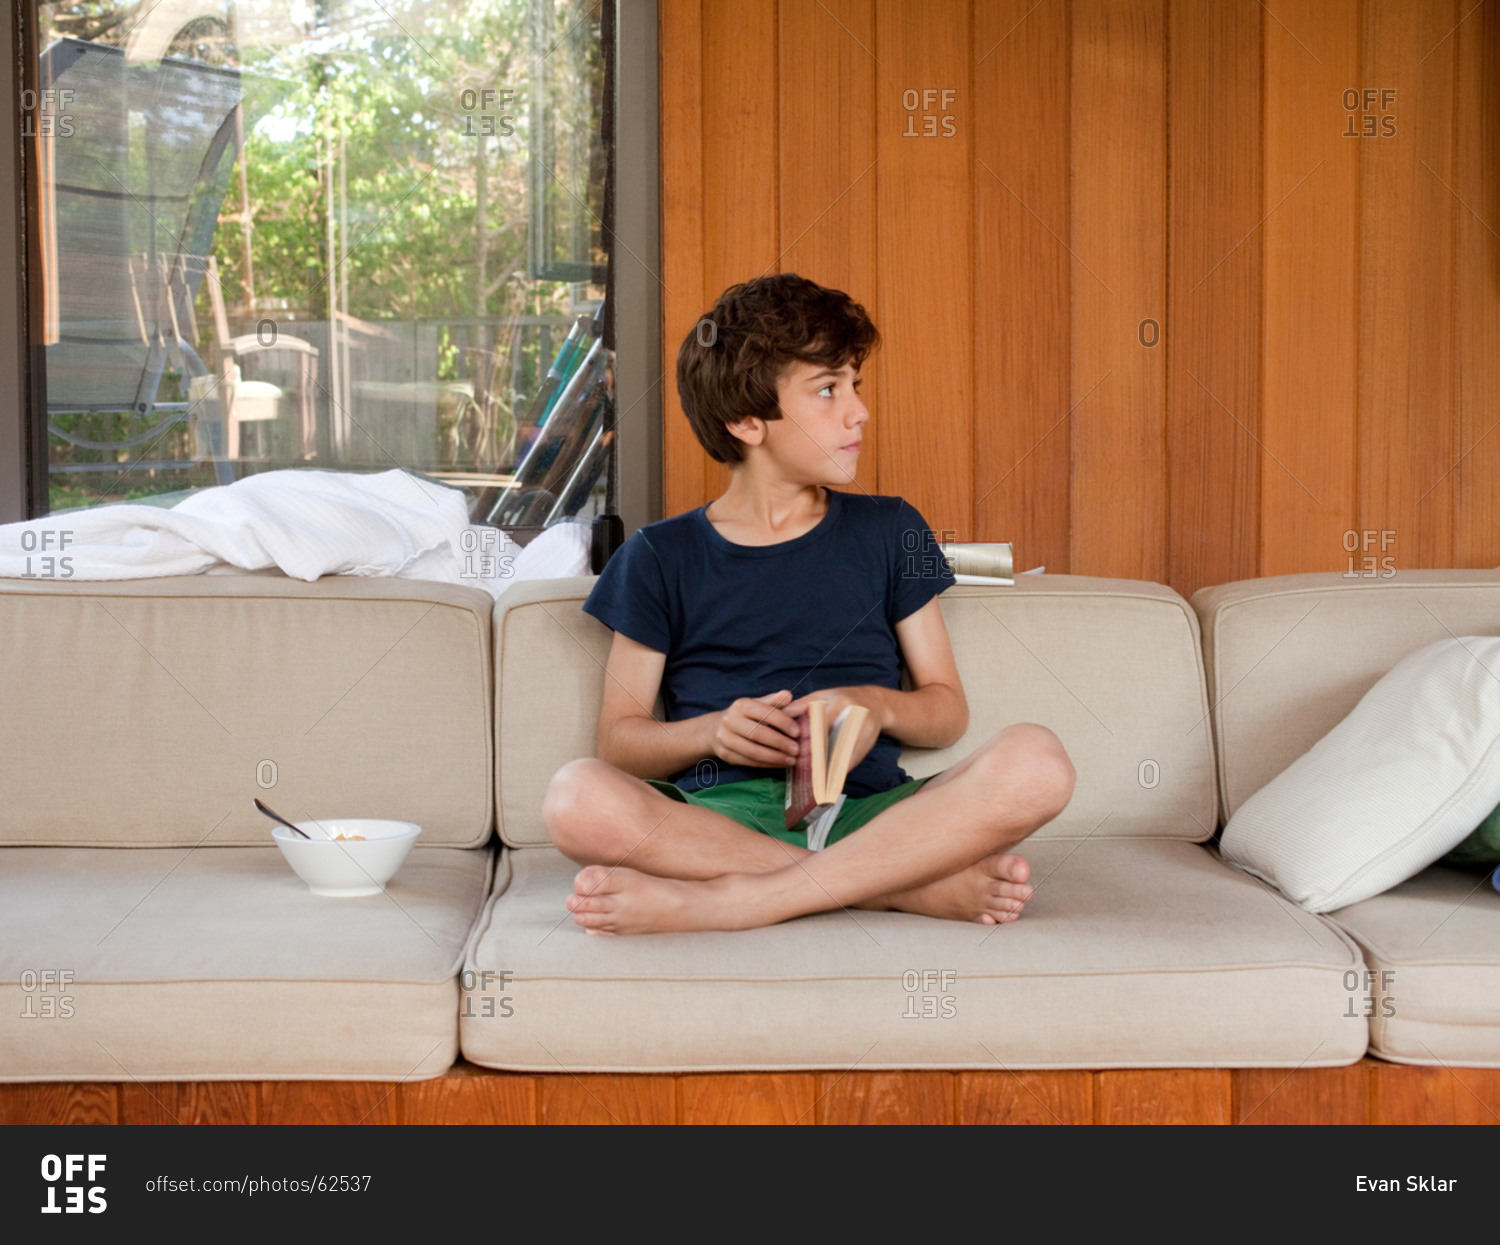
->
[659, 0, 1500, 598]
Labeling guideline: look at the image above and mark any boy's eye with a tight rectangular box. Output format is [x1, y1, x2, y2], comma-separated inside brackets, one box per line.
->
[818, 384, 835, 397]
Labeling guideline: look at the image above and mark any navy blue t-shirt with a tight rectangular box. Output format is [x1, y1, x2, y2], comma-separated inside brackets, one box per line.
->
[581, 487, 956, 796]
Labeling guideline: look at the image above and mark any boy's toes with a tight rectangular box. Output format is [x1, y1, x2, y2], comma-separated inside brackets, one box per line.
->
[990, 853, 1031, 886]
[992, 879, 1033, 904]
[573, 864, 614, 896]
[573, 908, 616, 933]
[568, 892, 617, 916]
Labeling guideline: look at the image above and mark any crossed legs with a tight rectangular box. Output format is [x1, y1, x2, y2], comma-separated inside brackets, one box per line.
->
[542, 722, 1076, 935]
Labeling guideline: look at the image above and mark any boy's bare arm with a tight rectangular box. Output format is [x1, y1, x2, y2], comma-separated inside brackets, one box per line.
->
[882, 596, 968, 747]
[596, 631, 806, 779]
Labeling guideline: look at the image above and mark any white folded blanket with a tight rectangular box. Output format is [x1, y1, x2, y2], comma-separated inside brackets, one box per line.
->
[0, 469, 591, 598]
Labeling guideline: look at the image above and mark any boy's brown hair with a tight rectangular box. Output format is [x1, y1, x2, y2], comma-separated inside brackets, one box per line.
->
[676, 273, 879, 463]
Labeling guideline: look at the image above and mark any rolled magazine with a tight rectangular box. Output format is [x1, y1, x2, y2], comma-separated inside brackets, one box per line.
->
[940, 542, 1014, 585]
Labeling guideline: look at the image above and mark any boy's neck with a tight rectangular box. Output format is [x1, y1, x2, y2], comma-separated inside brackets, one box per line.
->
[704, 470, 830, 546]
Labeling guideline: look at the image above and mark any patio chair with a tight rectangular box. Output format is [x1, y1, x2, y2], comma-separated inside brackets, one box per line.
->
[38, 37, 287, 486]
[203, 255, 319, 461]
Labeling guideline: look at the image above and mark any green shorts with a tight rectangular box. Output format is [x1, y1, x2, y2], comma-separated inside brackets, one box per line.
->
[645, 774, 933, 849]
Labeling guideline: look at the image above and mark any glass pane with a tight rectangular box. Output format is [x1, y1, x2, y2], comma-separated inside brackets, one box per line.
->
[33, 0, 613, 526]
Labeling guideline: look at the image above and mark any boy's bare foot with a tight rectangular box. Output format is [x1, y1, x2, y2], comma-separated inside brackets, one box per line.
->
[873, 853, 1033, 925]
[567, 864, 756, 935]
[565, 854, 1035, 935]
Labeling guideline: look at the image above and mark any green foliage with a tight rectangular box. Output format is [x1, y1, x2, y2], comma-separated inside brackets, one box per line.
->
[38, 0, 607, 507]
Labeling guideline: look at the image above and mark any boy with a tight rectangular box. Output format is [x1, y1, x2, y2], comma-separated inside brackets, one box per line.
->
[544, 274, 1075, 935]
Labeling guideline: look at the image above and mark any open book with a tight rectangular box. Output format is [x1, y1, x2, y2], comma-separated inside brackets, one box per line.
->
[784, 699, 869, 849]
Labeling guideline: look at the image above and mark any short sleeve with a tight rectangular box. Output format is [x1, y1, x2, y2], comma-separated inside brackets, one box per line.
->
[582, 529, 673, 653]
[890, 499, 956, 623]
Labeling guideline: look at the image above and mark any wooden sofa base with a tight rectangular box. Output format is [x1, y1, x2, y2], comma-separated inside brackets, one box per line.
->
[2, 1058, 1497, 1124]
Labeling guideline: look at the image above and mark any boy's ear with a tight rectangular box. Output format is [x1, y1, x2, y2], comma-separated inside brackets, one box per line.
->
[724, 414, 767, 447]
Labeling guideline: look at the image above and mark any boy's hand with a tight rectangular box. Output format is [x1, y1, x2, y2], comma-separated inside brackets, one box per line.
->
[784, 687, 885, 771]
[711, 689, 803, 768]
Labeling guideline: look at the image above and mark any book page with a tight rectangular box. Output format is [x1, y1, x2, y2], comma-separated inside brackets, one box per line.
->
[824, 703, 868, 797]
[806, 794, 846, 852]
[808, 698, 829, 804]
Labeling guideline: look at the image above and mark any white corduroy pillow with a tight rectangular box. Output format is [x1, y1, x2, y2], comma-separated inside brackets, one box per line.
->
[1222, 635, 1500, 913]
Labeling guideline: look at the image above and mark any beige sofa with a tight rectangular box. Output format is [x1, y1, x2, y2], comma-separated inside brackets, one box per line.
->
[0, 575, 496, 1081]
[463, 574, 1368, 1072]
[2, 567, 1495, 1082]
[1193, 569, 1500, 1068]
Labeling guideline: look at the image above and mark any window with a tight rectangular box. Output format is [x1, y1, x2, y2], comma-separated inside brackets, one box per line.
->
[27, 0, 618, 530]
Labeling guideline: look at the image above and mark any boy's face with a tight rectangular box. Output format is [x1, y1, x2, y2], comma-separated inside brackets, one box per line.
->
[727, 358, 868, 483]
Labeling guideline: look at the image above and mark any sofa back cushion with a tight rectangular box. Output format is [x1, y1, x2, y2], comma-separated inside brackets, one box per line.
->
[494, 574, 1218, 848]
[0, 574, 494, 847]
[1192, 569, 1500, 824]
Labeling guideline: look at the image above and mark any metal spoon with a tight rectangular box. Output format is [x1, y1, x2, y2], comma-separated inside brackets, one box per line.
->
[254, 798, 311, 839]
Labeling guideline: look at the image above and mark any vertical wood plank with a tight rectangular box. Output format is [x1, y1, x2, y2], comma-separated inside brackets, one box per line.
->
[536, 1074, 677, 1124]
[1167, 0, 1262, 599]
[660, 0, 707, 517]
[1261, 0, 1361, 578]
[1234, 1064, 1369, 1124]
[1451, 0, 1500, 569]
[958, 1070, 1093, 1124]
[817, 1070, 954, 1123]
[1357, 0, 1458, 572]
[398, 1067, 536, 1125]
[1095, 1069, 1231, 1123]
[119, 1082, 257, 1125]
[679, 1073, 816, 1123]
[874, 0, 973, 538]
[0, 1083, 117, 1125]
[779, 0, 881, 499]
[697, 0, 781, 509]
[973, 0, 1071, 571]
[258, 1082, 396, 1125]
[1372, 1062, 1500, 1124]
[1070, 0, 1168, 581]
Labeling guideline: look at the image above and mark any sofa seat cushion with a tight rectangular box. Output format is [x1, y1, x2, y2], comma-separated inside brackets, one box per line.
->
[460, 841, 1367, 1072]
[0, 845, 492, 1081]
[1328, 865, 1500, 1067]
[0, 574, 495, 847]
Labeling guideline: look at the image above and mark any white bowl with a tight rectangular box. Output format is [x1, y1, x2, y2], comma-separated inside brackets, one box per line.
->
[271, 819, 421, 897]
